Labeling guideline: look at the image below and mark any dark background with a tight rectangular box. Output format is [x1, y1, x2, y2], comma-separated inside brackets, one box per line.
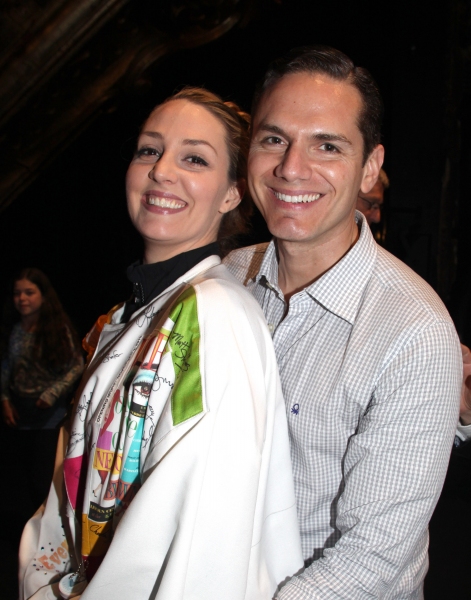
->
[1, 0, 469, 344]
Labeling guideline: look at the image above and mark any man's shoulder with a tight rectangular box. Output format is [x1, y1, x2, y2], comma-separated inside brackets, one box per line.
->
[372, 245, 452, 324]
[223, 242, 270, 286]
[187, 261, 267, 320]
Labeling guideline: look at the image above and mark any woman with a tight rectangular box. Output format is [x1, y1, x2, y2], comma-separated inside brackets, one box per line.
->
[19, 88, 303, 599]
[1, 268, 84, 512]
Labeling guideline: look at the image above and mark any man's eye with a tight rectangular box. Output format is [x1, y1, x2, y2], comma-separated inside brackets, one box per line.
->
[320, 143, 339, 153]
[263, 136, 284, 145]
[135, 147, 160, 161]
[185, 155, 208, 166]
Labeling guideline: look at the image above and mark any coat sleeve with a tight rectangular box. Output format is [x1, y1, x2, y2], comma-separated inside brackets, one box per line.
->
[19, 425, 79, 600]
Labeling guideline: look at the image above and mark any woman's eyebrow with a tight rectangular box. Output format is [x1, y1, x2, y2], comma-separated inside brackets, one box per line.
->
[182, 139, 217, 155]
[141, 131, 163, 140]
[140, 132, 217, 155]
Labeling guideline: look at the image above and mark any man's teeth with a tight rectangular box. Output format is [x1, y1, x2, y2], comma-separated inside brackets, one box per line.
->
[147, 196, 185, 208]
[274, 192, 321, 203]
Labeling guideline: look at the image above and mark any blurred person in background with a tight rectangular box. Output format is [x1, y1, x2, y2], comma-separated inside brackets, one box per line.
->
[356, 167, 389, 225]
[1, 268, 83, 520]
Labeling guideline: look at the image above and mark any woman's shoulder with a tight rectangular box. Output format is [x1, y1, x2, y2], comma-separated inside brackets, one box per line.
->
[186, 263, 269, 331]
[190, 263, 257, 302]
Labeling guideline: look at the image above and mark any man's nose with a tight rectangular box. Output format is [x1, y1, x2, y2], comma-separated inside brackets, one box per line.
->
[274, 145, 311, 181]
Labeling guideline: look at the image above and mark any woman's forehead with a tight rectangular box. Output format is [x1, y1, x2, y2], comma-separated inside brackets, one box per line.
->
[14, 279, 39, 290]
[144, 99, 226, 140]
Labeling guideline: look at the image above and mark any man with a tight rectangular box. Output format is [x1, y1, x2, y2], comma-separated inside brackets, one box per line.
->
[225, 46, 462, 598]
[356, 167, 389, 225]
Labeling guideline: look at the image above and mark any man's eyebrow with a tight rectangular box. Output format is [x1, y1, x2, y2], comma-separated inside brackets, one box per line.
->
[312, 132, 352, 145]
[257, 124, 352, 146]
[258, 123, 288, 137]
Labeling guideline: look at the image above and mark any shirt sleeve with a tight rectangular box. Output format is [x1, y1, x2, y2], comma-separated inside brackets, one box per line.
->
[39, 329, 84, 406]
[277, 320, 462, 599]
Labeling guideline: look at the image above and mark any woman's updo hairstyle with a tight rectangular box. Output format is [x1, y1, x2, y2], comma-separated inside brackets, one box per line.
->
[160, 87, 252, 256]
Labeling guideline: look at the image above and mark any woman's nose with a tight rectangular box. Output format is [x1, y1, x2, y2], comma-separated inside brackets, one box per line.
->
[148, 154, 177, 183]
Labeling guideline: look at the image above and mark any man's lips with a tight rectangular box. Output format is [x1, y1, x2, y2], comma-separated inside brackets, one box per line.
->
[270, 188, 322, 204]
[142, 190, 187, 210]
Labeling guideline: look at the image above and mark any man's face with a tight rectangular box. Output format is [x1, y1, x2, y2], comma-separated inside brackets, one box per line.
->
[248, 72, 383, 249]
[356, 180, 384, 225]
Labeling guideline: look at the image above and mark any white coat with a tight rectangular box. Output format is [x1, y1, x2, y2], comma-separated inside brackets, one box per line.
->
[19, 257, 303, 600]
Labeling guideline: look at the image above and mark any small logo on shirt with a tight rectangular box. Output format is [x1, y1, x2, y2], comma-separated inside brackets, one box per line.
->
[291, 403, 300, 415]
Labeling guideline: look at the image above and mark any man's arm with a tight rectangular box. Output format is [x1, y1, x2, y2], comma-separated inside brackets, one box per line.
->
[277, 321, 462, 599]
[457, 344, 471, 441]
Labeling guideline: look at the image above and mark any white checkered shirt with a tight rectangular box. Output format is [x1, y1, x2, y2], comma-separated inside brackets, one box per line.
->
[224, 214, 462, 599]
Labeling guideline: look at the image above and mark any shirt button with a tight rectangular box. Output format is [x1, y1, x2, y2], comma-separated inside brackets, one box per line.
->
[268, 323, 274, 332]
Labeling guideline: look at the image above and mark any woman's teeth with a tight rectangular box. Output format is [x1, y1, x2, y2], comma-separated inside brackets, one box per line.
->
[274, 192, 321, 203]
[147, 196, 185, 208]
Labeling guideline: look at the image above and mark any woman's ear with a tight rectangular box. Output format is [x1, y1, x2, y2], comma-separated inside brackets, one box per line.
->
[360, 145, 384, 194]
[219, 179, 245, 214]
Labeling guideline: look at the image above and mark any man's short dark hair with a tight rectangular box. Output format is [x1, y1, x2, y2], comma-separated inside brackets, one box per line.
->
[252, 45, 383, 165]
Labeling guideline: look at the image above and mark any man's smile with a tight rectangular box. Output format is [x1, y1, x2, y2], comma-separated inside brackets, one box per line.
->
[270, 188, 322, 204]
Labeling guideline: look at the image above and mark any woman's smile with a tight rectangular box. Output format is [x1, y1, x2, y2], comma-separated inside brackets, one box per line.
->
[143, 190, 187, 212]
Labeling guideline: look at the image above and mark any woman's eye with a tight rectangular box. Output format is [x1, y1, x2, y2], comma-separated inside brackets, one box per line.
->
[132, 372, 154, 399]
[185, 155, 208, 167]
[135, 146, 160, 161]
[134, 382, 152, 398]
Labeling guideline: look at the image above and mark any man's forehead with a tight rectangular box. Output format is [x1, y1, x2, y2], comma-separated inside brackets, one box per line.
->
[253, 71, 363, 131]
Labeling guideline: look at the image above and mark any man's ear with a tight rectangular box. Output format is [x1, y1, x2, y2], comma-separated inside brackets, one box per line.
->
[360, 145, 384, 194]
[219, 179, 245, 214]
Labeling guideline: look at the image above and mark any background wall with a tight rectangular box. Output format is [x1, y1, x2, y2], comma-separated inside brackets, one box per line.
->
[0, 0, 468, 339]
[1, 1, 470, 598]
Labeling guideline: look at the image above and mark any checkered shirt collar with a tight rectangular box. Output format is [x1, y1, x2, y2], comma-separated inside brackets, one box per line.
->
[256, 211, 377, 324]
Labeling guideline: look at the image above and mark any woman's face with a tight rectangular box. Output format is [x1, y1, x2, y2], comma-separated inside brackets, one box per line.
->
[126, 99, 241, 263]
[13, 279, 43, 319]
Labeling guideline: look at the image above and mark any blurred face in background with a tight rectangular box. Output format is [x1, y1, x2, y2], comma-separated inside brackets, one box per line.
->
[13, 279, 43, 320]
[356, 180, 384, 225]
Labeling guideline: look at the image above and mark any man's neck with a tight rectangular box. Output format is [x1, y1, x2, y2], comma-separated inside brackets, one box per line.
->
[277, 220, 360, 301]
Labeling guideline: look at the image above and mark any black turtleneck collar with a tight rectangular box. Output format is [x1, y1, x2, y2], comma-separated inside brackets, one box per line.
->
[121, 243, 219, 323]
